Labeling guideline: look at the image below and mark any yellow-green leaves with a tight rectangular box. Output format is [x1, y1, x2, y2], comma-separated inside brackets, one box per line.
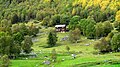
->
[116, 10, 120, 22]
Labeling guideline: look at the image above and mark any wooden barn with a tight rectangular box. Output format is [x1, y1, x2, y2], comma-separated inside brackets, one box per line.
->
[55, 25, 66, 32]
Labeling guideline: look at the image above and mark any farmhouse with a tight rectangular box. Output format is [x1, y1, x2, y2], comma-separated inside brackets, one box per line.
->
[55, 25, 66, 32]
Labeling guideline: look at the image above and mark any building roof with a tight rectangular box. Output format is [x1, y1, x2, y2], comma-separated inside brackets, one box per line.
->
[55, 25, 66, 27]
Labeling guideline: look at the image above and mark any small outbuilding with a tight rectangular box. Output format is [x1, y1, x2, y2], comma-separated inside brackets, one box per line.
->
[55, 25, 66, 32]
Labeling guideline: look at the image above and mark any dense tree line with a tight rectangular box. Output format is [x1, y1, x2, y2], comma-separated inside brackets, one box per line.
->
[0, 0, 120, 26]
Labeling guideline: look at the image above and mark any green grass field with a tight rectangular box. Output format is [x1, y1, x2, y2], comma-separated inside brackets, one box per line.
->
[8, 28, 120, 67]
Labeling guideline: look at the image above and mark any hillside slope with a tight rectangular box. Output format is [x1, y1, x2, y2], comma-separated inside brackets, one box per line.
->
[0, 0, 120, 25]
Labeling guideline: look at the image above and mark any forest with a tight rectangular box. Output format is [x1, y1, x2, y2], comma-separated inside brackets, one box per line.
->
[0, 0, 120, 67]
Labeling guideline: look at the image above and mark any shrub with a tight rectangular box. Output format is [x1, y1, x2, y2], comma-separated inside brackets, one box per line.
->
[94, 37, 111, 53]
[111, 33, 120, 52]
[47, 31, 57, 47]
[65, 46, 70, 52]
[69, 28, 81, 43]
[1, 55, 10, 67]
[51, 49, 57, 62]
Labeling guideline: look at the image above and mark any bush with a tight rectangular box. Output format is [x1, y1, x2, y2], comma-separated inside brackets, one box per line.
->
[94, 37, 111, 53]
[22, 35, 33, 53]
[69, 28, 81, 43]
[65, 46, 70, 52]
[111, 33, 120, 52]
[114, 21, 120, 28]
[51, 49, 57, 62]
[1, 55, 10, 67]
[103, 21, 113, 36]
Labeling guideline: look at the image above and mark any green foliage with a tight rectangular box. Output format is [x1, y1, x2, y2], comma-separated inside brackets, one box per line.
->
[115, 10, 120, 22]
[0, 32, 21, 56]
[0, 0, 119, 25]
[27, 23, 39, 36]
[93, 10, 104, 22]
[51, 49, 57, 62]
[50, 14, 60, 26]
[1, 55, 10, 67]
[41, 16, 50, 26]
[0, 22, 39, 57]
[0, 19, 12, 32]
[106, 32, 114, 42]
[47, 31, 57, 47]
[60, 15, 70, 25]
[0, 1, 120, 66]
[92, 9, 115, 22]
[78, 18, 96, 39]
[0, 33, 13, 55]
[95, 21, 113, 38]
[36, 11, 45, 21]
[94, 37, 111, 52]
[22, 35, 33, 53]
[114, 21, 120, 32]
[69, 28, 81, 43]
[19, 23, 28, 36]
[103, 21, 113, 36]
[11, 24, 19, 34]
[11, 23, 39, 36]
[65, 46, 70, 52]
[68, 15, 80, 30]
[111, 33, 120, 51]
[95, 22, 104, 38]
[86, 21, 96, 39]
[10, 13, 19, 24]
[114, 21, 120, 28]
[13, 32, 24, 45]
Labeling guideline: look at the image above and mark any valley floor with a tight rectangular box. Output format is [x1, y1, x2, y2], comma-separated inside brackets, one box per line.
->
[10, 28, 120, 67]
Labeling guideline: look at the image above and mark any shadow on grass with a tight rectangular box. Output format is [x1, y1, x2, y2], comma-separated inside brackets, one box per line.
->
[38, 43, 63, 48]
[71, 59, 120, 67]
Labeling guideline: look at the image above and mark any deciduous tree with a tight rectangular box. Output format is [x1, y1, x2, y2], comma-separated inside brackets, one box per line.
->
[69, 28, 81, 43]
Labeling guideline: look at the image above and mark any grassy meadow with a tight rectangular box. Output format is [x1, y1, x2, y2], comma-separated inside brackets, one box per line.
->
[9, 27, 120, 67]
